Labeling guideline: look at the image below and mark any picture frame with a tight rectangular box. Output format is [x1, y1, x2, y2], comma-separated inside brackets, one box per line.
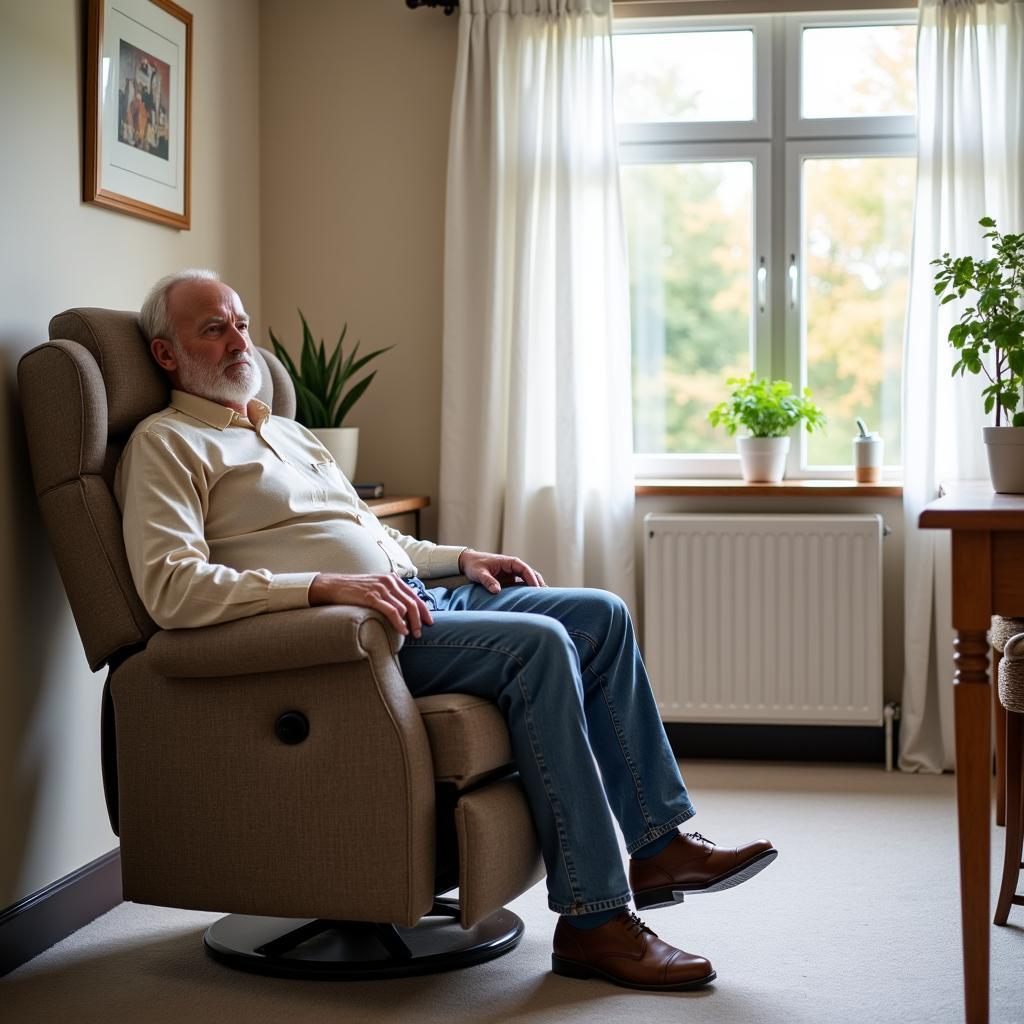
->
[84, 0, 192, 229]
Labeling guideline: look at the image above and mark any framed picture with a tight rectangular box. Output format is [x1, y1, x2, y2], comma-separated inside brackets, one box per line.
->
[84, 0, 192, 229]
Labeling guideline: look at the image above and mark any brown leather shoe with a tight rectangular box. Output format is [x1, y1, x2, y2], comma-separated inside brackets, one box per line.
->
[551, 910, 715, 991]
[631, 832, 778, 911]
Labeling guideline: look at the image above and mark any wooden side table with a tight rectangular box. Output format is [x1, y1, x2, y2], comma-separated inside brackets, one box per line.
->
[366, 495, 429, 537]
[919, 483, 1024, 1024]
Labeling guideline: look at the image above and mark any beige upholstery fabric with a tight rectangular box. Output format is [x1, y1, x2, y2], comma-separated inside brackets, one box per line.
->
[38, 476, 155, 669]
[258, 345, 296, 420]
[113, 618, 437, 926]
[416, 694, 514, 789]
[454, 778, 545, 928]
[999, 633, 1024, 714]
[48, 308, 168, 437]
[991, 616, 1024, 653]
[147, 605, 404, 677]
[19, 341, 109, 488]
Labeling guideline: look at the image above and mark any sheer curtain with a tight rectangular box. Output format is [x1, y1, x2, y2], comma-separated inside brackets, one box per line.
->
[899, 0, 1023, 771]
[439, 0, 636, 606]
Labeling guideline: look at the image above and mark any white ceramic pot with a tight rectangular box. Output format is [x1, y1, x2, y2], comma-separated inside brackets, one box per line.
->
[310, 426, 359, 480]
[737, 435, 790, 483]
[984, 426, 1024, 494]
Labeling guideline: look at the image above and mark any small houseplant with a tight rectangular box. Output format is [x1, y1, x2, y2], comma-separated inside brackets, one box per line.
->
[708, 374, 826, 482]
[932, 217, 1024, 492]
[269, 312, 391, 480]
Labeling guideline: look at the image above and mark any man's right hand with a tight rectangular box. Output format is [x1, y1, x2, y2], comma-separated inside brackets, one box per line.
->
[308, 573, 433, 638]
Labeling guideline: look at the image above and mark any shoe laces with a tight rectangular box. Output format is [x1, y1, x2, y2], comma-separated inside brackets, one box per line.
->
[623, 911, 655, 938]
[684, 831, 716, 848]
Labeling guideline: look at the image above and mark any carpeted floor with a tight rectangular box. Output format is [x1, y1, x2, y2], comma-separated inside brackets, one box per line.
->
[4, 761, 1022, 1024]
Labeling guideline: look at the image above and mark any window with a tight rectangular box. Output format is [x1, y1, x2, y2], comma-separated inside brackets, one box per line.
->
[615, 12, 917, 477]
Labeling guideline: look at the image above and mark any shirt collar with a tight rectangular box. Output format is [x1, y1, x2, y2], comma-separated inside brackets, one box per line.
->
[170, 390, 272, 431]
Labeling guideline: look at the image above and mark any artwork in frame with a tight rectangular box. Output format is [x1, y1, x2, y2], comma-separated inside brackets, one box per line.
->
[84, 0, 192, 229]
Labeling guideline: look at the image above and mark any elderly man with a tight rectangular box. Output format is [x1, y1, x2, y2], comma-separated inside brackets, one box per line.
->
[115, 269, 777, 992]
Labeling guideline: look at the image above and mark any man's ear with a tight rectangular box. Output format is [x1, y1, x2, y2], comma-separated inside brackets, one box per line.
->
[151, 337, 177, 373]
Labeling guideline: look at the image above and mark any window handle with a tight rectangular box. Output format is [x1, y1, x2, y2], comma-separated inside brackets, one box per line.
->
[757, 257, 767, 314]
[788, 253, 799, 309]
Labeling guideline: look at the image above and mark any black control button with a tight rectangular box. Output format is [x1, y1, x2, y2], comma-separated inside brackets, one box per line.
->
[275, 711, 310, 745]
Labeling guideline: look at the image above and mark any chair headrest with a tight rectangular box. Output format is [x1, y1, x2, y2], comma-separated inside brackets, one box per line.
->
[48, 308, 166, 437]
[48, 307, 289, 436]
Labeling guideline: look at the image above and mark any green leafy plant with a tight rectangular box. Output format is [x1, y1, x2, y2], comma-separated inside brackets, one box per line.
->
[932, 217, 1024, 426]
[269, 311, 391, 428]
[708, 373, 826, 438]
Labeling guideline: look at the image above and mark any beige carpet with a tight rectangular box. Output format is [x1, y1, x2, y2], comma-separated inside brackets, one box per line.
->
[4, 761, 1022, 1024]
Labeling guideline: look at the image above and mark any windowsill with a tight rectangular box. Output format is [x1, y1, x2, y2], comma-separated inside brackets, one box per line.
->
[636, 478, 903, 498]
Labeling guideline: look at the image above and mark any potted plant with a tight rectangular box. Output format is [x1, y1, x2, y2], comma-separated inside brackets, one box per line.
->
[708, 374, 826, 483]
[269, 311, 391, 480]
[932, 217, 1024, 493]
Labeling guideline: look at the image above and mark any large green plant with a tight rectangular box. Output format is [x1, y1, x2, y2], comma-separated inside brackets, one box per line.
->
[269, 311, 391, 429]
[932, 217, 1024, 426]
[708, 374, 826, 438]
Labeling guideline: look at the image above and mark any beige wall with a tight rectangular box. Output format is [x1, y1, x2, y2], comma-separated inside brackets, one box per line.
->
[259, 0, 458, 540]
[0, 0, 262, 906]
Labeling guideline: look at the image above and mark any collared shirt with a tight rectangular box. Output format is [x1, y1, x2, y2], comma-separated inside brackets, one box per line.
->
[114, 390, 465, 630]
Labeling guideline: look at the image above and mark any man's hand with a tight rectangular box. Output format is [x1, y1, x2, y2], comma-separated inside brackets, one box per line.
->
[458, 549, 547, 594]
[308, 573, 433, 638]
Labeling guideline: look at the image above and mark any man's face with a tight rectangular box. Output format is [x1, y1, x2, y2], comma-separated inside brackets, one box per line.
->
[153, 279, 262, 408]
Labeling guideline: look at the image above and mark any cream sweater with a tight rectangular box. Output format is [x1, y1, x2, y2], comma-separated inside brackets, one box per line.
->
[114, 390, 464, 629]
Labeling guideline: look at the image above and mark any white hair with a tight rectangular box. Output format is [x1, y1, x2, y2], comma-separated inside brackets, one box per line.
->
[139, 268, 220, 343]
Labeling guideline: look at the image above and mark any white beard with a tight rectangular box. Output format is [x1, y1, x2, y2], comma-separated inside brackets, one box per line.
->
[173, 343, 263, 406]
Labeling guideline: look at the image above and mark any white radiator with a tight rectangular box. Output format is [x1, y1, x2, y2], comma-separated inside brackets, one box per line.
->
[644, 514, 883, 726]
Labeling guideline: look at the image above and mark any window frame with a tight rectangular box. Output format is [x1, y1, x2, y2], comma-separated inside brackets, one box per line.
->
[784, 136, 917, 479]
[614, 15, 773, 144]
[784, 10, 917, 140]
[615, 9, 918, 480]
[622, 141, 772, 480]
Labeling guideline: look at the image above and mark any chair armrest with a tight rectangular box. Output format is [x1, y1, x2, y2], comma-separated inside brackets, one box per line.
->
[112, 616, 436, 924]
[145, 605, 402, 679]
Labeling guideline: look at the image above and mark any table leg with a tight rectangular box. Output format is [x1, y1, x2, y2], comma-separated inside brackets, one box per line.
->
[954, 628, 991, 1024]
[993, 649, 1006, 827]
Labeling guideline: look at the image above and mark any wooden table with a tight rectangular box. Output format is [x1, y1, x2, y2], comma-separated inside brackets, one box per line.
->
[919, 484, 1024, 1024]
[365, 494, 429, 537]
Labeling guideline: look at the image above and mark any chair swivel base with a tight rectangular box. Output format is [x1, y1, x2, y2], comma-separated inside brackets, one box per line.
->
[203, 897, 524, 979]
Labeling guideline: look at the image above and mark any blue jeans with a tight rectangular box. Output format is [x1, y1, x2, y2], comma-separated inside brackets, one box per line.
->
[398, 581, 696, 915]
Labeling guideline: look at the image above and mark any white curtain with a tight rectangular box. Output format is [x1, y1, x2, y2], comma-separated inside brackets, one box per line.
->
[899, 0, 1023, 771]
[439, 0, 636, 606]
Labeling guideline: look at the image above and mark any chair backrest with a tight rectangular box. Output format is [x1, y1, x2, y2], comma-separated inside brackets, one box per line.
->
[18, 307, 296, 671]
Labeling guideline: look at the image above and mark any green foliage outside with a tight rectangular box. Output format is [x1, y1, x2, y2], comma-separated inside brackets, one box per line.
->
[620, 28, 916, 466]
[622, 161, 751, 455]
[621, 154, 913, 464]
[803, 156, 913, 465]
[708, 374, 826, 437]
[932, 218, 1024, 426]
[269, 312, 391, 429]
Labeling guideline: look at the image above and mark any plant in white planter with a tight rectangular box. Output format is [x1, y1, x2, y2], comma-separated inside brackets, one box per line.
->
[708, 374, 826, 483]
[269, 312, 391, 480]
[932, 217, 1024, 493]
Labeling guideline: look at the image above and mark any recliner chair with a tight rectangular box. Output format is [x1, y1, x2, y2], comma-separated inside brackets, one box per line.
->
[17, 307, 544, 978]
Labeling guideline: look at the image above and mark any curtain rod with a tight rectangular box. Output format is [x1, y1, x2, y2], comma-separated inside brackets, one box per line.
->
[406, 0, 459, 13]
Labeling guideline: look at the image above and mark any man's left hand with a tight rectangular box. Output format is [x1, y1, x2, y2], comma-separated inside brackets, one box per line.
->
[458, 549, 547, 593]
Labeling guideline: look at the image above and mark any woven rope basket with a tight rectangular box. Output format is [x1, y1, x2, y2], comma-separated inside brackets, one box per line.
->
[991, 616, 1024, 653]
[999, 632, 1024, 715]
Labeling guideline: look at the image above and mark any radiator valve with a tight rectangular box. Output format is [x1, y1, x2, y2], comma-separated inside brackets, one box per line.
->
[883, 702, 901, 772]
